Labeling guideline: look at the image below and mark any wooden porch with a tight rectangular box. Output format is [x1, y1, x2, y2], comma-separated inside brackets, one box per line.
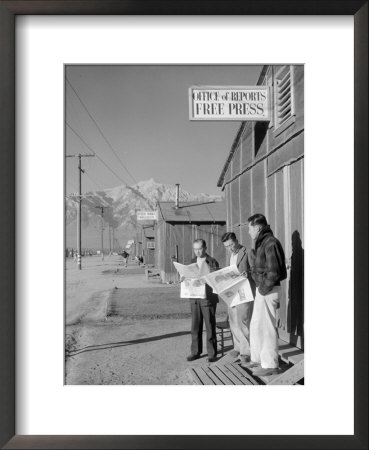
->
[187, 338, 304, 385]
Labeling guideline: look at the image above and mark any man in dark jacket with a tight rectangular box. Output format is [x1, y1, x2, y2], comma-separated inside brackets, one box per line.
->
[246, 214, 287, 376]
[121, 250, 129, 267]
[183, 239, 219, 363]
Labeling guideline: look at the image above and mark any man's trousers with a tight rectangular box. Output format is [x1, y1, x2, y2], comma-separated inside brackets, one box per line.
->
[250, 286, 280, 369]
[228, 301, 254, 357]
[190, 299, 217, 359]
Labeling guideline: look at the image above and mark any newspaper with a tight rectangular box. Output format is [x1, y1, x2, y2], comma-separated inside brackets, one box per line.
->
[203, 265, 254, 307]
[173, 262, 200, 279]
[180, 277, 206, 299]
[173, 262, 206, 299]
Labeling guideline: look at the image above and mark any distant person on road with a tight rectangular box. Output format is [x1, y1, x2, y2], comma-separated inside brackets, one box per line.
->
[245, 214, 287, 377]
[181, 239, 219, 363]
[221, 232, 256, 365]
[135, 255, 143, 265]
[121, 250, 129, 267]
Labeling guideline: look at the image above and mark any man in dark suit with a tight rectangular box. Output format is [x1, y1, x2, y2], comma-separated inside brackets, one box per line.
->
[221, 232, 256, 365]
[182, 239, 219, 363]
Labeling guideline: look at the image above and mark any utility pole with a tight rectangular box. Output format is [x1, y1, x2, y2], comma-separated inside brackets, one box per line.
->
[95, 205, 109, 260]
[134, 208, 140, 259]
[66, 153, 94, 270]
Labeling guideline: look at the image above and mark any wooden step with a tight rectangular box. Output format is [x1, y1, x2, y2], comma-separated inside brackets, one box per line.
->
[278, 338, 304, 364]
[188, 361, 259, 385]
[188, 341, 304, 385]
[267, 359, 304, 385]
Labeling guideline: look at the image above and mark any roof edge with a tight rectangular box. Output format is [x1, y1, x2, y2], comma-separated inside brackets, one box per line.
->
[216, 65, 269, 189]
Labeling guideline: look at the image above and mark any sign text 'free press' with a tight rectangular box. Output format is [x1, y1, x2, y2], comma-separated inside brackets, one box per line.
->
[189, 86, 270, 121]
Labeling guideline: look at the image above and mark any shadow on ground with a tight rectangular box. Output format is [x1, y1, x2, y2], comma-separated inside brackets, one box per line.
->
[67, 330, 191, 357]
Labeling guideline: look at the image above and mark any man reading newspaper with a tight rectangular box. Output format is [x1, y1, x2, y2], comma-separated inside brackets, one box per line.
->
[220, 232, 256, 365]
[174, 239, 219, 363]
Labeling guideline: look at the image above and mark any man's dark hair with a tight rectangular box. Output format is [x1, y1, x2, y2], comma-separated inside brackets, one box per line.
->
[248, 214, 268, 228]
[193, 238, 206, 248]
[221, 232, 237, 243]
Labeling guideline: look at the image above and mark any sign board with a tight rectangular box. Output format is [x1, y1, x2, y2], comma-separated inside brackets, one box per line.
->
[189, 86, 270, 121]
[147, 241, 155, 249]
[137, 211, 158, 221]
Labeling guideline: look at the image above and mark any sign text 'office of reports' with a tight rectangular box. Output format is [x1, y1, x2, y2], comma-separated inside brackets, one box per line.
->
[189, 86, 270, 121]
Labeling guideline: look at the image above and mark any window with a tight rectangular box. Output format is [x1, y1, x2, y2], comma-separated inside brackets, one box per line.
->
[254, 121, 268, 157]
[274, 66, 295, 129]
[147, 240, 155, 249]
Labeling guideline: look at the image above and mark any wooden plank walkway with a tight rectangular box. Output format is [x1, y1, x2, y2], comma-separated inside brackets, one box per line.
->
[277, 338, 304, 365]
[187, 338, 304, 385]
[267, 359, 304, 385]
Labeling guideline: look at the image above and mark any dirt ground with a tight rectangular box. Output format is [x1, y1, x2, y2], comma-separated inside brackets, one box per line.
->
[65, 255, 229, 385]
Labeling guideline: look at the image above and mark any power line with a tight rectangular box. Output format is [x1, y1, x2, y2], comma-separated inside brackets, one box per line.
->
[66, 77, 138, 184]
[66, 121, 153, 209]
[84, 171, 105, 193]
[66, 121, 131, 187]
[82, 159, 114, 201]
[66, 166, 110, 206]
[66, 153, 95, 270]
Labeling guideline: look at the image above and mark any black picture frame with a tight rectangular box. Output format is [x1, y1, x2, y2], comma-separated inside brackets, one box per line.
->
[0, 1, 367, 449]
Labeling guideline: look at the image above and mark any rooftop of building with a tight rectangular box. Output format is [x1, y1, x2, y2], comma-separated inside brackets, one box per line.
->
[157, 200, 226, 223]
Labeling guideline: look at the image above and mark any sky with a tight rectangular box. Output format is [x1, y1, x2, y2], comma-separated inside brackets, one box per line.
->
[65, 65, 263, 197]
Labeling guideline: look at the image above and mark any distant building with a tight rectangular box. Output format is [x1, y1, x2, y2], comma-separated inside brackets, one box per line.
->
[217, 65, 304, 348]
[155, 201, 226, 283]
[142, 225, 155, 266]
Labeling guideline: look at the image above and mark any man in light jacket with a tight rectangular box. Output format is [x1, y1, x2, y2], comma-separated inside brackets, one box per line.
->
[221, 232, 256, 365]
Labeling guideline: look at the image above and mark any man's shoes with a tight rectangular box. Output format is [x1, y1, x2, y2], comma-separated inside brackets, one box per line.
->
[239, 355, 250, 364]
[240, 360, 260, 369]
[186, 354, 201, 362]
[207, 357, 217, 363]
[252, 367, 279, 376]
[229, 350, 239, 358]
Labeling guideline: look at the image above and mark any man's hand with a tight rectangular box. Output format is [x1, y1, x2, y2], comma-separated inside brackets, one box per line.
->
[179, 276, 185, 283]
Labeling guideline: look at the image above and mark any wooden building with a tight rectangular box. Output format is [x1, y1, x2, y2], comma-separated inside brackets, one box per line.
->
[217, 65, 304, 348]
[155, 201, 227, 283]
[142, 225, 155, 266]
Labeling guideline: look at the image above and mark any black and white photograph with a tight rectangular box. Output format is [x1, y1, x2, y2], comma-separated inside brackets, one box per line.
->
[65, 64, 304, 386]
[1, 6, 366, 446]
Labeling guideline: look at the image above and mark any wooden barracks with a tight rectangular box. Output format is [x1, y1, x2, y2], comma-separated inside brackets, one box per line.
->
[217, 65, 304, 349]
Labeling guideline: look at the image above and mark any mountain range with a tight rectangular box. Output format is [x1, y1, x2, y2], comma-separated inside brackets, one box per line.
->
[66, 179, 223, 250]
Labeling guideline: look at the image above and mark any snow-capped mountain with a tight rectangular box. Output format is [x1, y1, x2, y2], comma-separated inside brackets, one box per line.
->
[66, 179, 223, 249]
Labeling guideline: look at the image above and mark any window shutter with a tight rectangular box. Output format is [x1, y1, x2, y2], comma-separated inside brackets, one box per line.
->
[275, 66, 294, 128]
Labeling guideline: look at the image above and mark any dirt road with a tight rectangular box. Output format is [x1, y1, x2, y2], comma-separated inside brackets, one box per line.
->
[65, 256, 228, 384]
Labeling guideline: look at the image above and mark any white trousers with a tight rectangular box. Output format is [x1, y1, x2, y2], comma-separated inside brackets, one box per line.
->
[228, 301, 254, 357]
[250, 286, 280, 369]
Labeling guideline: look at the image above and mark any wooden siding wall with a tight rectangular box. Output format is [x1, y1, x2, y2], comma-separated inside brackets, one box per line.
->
[155, 222, 227, 284]
[222, 65, 304, 348]
[142, 229, 155, 266]
[143, 242, 155, 266]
